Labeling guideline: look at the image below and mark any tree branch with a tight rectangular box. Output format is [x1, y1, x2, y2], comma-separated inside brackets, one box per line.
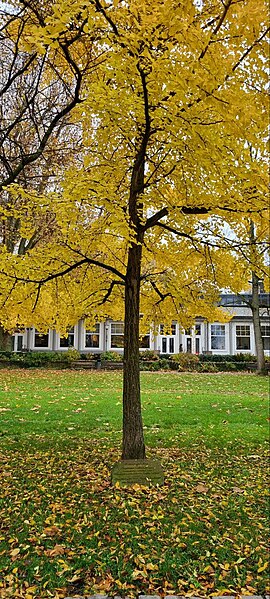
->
[2, 256, 126, 285]
[157, 221, 196, 242]
[97, 279, 125, 305]
[143, 208, 168, 231]
[150, 281, 172, 305]
[0, 53, 38, 98]
[94, 0, 119, 36]
[199, 0, 234, 61]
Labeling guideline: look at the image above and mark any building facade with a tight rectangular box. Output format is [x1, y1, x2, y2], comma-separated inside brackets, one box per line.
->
[12, 294, 270, 356]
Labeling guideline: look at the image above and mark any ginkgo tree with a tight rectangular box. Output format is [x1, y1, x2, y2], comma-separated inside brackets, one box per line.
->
[0, 0, 268, 461]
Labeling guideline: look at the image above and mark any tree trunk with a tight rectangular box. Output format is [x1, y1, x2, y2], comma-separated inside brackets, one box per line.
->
[251, 270, 266, 374]
[0, 326, 13, 351]
[122, 242, 146, 460]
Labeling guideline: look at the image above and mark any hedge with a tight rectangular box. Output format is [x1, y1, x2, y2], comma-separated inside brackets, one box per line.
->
[0, 350, 268, 371]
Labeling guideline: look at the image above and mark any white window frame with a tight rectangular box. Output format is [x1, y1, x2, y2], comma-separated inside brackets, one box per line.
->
[110, 322, 124, 349]
[139, 333, 150, 349]
[12, 331, 27, 352]
[195, 324, 201, 336]
[57, 326, 77, 351]
[33, 329, 53, 350]
[211, 324, 226, 351]
[159, 323, 176, 336]
[261, 324, 270, 351]
[84, 323, 101, 350]
[236, 325, 251, 351]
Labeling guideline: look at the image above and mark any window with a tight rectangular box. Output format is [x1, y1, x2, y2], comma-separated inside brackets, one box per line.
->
[211, 325, 225, 350]
[195, 324, 201, 336]
[111, 323, 124, 348]
[169, 337, 175, 353]
[17, 336, 23, 351]
[186, 338, 192, 353]
[261, 325, 270, 350]
[139, 335, 150, 349]
[236, 325, 250, 350]
[160, 323, 176, 335]
[34, 331, 49, 348]
[60, 327, 75, 348]
[12, 334, 24, 352]
[85, 324, 100, 348]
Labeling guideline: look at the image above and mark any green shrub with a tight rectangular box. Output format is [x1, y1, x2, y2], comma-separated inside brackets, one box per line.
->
[0, 351, 13, 359]
[149, 361, 160, 371]
[234, 353, 257, 362]
[171, 352, 199, 370]
[10, 352, 59, 367]
[199, 354, 233, 363]
[139, 363, 148, 371]
[199, 353, 258, 364]
[198, 362, 219, 373]
[85, 353, 97, 361]
[225, 362, 237, 371]
[139, 350, 160, 361]
[168, 360, 179, 370]
[158, 358, 170, 370]
[0, 354, 10, 362]
[61, 348, 81, 362]
[139, 361, 161, 371]
[100, 351, 123, 362]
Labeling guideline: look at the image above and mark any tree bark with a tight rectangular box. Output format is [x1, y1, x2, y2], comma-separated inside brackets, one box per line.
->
[122, 241, 146, 460]
[249, 221, 266, 374]
[251, 270, 266, 374]
[0, 326, 13, 351]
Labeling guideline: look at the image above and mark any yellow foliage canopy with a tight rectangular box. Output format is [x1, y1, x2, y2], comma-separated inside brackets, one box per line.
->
[0, 0, 268, 334]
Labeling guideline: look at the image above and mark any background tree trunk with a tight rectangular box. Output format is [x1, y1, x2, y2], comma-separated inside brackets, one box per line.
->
[249, 221, 266, 374]
[0, 326, 13, 351]
[122, 242, 146, 460]
[251, 270, 266, 373]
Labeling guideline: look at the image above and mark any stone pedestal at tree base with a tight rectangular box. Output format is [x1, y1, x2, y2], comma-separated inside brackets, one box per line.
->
[111, 459, 164, 486]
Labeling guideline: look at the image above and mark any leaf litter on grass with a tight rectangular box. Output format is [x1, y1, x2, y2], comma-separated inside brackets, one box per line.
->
[0, 369, 269, 597]
[0, 441, 269, 599]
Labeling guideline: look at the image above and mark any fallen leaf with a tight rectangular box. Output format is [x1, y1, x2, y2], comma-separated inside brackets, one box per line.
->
[195, 483, 209, 493]
[10, 547, 20, 557]
[44, 544, 65, 557]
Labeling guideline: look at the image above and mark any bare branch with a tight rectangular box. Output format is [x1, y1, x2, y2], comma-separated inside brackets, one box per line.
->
[2, 256, 126, 285]
[150, 280, 172, 305]
[97, 279, 125, 305]
[143, 208, 168, 231]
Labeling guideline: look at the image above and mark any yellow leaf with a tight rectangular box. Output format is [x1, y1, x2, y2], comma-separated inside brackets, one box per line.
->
[146, 562, 158, 570]
[258, 561, 268, 573]
[132, 569, 145, 578]
[220, 562, 230, 571]
[132, 483, 142, 491]
[195, 483, 209, 493]
[10, 548, 20, 557]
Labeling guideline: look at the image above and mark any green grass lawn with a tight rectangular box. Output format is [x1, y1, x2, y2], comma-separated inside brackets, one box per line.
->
[0, 369, 269, 598]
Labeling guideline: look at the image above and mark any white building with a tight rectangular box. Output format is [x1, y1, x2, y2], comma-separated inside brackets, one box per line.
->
[12, 294, 270, 356]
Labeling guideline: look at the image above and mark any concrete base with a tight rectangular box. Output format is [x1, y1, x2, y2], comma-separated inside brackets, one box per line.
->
[111, 459, 164, 486]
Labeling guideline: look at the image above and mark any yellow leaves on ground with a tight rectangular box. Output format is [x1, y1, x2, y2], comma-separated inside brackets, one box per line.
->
[0, 437, 269, 597]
